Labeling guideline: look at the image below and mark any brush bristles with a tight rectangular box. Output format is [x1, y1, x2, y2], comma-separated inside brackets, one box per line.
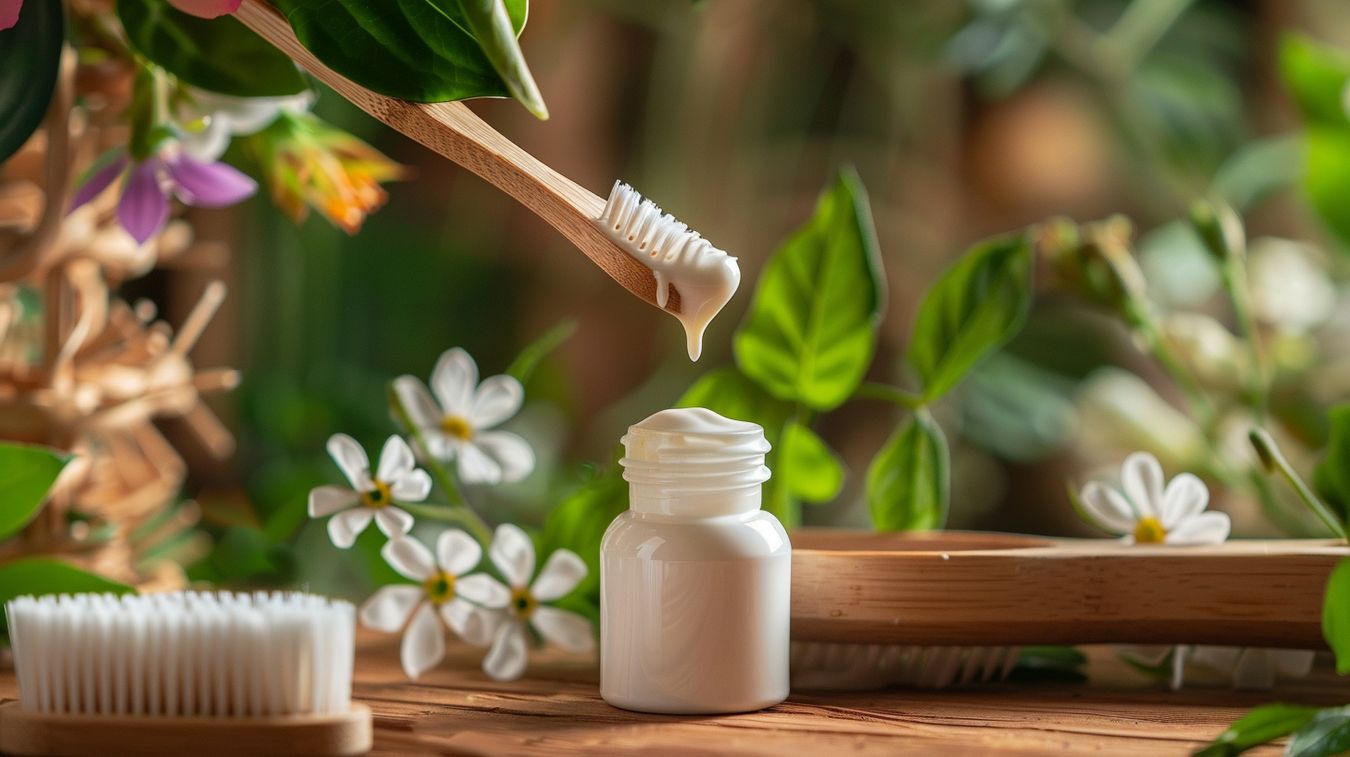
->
[598, 182, 731, 304]
[7, 592, 355, 718]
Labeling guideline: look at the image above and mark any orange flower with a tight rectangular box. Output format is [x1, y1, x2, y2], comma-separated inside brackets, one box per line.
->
[250, 113, 407, 234]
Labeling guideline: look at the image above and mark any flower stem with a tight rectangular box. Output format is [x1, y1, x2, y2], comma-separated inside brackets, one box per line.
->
[853, 382, 924, 409]
[1219, 256, 1268, 419]
[397, 502, 493, 544]
[1249, 428, 1348, 542]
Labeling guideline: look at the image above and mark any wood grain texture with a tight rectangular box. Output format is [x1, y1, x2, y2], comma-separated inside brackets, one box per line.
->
[0, 702, 372, 756]
[233, 0, 683, 314]
[791, 531, 1350, 648]
[0, 638, 1345, 755]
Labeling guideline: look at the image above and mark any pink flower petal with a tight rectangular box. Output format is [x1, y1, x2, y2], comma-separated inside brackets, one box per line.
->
[68, 154, 128, 213]
[167, 0, 241, 18]
[117, 160, 169, 245]
[166, 154, 256, 208]
[0, 0, 21, 30]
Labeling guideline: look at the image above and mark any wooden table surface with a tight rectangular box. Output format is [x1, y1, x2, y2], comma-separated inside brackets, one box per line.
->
[2, 635, 1346, 756]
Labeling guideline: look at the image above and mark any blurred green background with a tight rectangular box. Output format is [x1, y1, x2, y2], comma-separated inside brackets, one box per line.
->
[135, 0, 1350, 598]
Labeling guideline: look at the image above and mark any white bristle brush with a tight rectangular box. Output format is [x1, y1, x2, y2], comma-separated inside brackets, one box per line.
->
[235, 0, 740, 361]
[0, 592, 371, 757]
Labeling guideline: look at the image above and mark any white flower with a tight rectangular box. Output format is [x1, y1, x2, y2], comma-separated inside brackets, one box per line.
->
[175, 88, 314, 162]
[360, 531, 504, 679]
[1078, 452, 1230, 545]
[1249, 238, 1335, 334]
[309, 434, 429, 548]
[475, 523, 594, 681]
[393, 348, 535, 485]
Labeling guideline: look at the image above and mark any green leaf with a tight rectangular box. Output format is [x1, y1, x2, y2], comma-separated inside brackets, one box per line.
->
[0, 442, 70, 540]
[1314, 404, 1350, 521]
[446, 0, 547, 119]
[866, 411, 949, 531]
[778, 422, 843, 503]
[1323, 558, 1350, 675]
[1302, 128, 1350, 249]
[117, 0, 307, 97]
[1279, 34, 1350, 128]
[1194, 703, 1321, 757]
[733, 168, 885, 411]
[1287, 707, 1350, 757]
[0, 0, 63, 163]
[275, 0, 527, 104]
[907, 234, 1032, 402]
[507, 319, 576, 385]
[0, 558, 133, 637]
[1009, 646, 1088, 683]
[539, 462, 627, 608]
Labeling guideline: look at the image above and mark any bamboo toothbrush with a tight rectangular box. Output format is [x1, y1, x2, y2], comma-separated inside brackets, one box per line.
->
[0, 592, 371, 756]
[234, 0, 740, 361]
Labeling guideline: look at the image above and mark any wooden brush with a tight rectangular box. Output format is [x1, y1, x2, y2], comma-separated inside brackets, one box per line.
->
[788, 531, 1350, 689]
[234, 0, 740, 349]
[0, 592, 371, 756]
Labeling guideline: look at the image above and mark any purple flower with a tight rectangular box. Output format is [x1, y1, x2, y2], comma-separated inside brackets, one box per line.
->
[69, 150, 257, 244]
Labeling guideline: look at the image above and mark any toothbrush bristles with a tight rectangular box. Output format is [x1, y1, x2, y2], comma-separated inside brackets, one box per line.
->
[7, 591, 355, 718]
[598, 182, 729, 267]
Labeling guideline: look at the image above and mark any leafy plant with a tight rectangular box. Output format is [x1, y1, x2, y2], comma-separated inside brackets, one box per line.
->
[0, 0, 62, 163]
[0, 442, 70, 540]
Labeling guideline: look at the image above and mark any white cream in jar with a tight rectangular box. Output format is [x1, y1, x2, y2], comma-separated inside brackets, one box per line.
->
[600, 407, 790, 714]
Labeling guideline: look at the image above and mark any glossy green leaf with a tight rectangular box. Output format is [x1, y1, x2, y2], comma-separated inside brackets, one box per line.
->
[1302, 128, 1350, 249]
[1287, 707, 1350, 757]
[0, 0, 63, 163]
[275, 0, 526, 104]
[779, 421, 843, 504]
[1323, 558, 1350, 675]
[0, 442, 70, 541]
[866, 411, 949, 531]
[507, 319, 576, 385]
[446, 0, 546, 118]
[0, 558, 133, 636]
[1314, 404, 1350, 521]
[1009, 646, 1088, 683]
[907, 234, 1032, 402]
[1279, 34, 1350, 128]
[118, 0, 307, 97]
[1195, 703, 1322, 757]
[734, 168, 884, 411]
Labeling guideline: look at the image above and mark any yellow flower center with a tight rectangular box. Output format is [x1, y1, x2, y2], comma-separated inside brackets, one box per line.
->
[440, 415, 474, 441]
[423, 571, 456, 605]
[361, 479, 392, 509]
[510, 587, 537, 620]
[1133, 516, 1167, 544]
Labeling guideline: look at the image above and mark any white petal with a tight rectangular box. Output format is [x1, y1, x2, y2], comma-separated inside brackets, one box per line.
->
[531, 606, 594, 653]
[441, 598, 498, 646]
[1165, 511, 1231, 545]
[457, 442, 503, 485]
[482, 621, 528, 681]
[328, 508, 374, 549]
[1121, 452, 1165, 517]
[489, 523, 535, 588]
[531, 549, 586, 601]
[1160, 473, 1209, 529]
[375, 507, 414, 538]
[179, 118, 232, 162]
[431, 348, 478, 417]
[377, 435, 416, 482]
[308, 485, 358, 517]
[381, 536, 436, 581]
[457, 573, 511, 608]
[389, 469, 432, 502]
[326, 433, 372, 489]
[1079, 482, 1136, 533]
[392, 376, 444, 429]
[358, 585, 423, 633]
[474, 431, 535, 483]
[400, 604, 446, 680]
[436, 529, 483, 576]
[469, 375, 523, 429]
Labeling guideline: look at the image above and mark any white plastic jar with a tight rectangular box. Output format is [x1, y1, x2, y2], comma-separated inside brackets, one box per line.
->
[600, 407, 791, 714]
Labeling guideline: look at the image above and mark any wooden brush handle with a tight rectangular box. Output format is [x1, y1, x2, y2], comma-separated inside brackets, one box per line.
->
[234, 0, 678, 313]
[790, 531, 1350, 648]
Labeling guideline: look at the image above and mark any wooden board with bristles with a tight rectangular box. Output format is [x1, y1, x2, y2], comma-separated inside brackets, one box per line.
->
[790, 530, 1350, 648]
[233, 0, 683, 316]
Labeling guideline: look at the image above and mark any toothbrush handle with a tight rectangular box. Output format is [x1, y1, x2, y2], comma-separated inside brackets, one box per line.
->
[233, 0, 675, 313]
